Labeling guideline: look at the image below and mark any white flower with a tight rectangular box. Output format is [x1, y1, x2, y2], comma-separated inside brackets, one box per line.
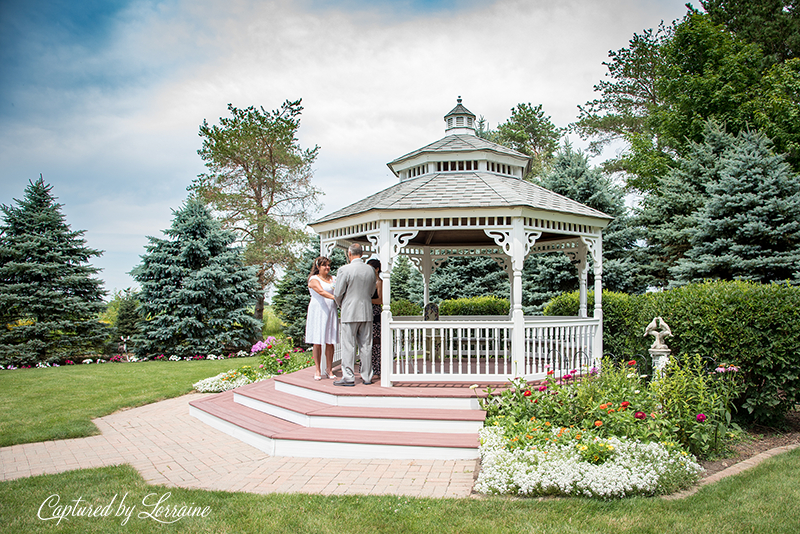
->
[634, 390, 640, 394]
[469, 384, 479, 390]
[82, 359, 93, 364]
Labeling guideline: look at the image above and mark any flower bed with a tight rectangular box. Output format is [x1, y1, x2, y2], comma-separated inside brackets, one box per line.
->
[475, 427, 703, 499]
[474, 355, 743, 498]
[193, 336, 313, 393]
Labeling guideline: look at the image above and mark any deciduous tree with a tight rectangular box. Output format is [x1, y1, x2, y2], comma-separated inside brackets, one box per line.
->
[189, 99, 322, 321]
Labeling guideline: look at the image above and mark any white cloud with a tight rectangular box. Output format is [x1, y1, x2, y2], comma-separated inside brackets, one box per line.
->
[0, 0, 689, 295]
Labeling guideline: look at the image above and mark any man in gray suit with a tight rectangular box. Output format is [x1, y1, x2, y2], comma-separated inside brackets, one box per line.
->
[333, 243, 376, 386]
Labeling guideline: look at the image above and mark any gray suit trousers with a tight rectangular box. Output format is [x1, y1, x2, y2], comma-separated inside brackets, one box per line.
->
[339, 321, 373, 383]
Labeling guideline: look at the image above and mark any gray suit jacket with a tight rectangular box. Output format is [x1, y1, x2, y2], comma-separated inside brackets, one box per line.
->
[334, 258, 375, 323]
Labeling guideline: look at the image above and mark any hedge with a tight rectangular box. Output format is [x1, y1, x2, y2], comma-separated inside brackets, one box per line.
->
[544, 281, 800, 425]
[439, 296, 510, 316]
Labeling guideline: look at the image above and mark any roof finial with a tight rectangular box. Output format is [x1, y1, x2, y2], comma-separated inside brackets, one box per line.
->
[457, 95, 462, 104]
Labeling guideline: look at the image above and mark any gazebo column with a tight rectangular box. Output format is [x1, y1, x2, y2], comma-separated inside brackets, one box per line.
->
[581, 235, 604, 366]
[510, 218, 526, 377]
[376, 221, 393, 387]
[421, 247, 432, 306]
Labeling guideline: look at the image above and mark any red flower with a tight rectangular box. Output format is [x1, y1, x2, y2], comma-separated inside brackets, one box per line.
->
[594, 420, 603, 427]
[627, 360, 636, 366]
[634, 411, 646, 420]
[523, 390, 532, 397]
[620, 401, 631, 408]
[547, 370, 554, 375]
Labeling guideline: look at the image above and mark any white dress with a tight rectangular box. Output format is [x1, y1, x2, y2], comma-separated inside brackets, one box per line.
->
[305, 275, 339, 345]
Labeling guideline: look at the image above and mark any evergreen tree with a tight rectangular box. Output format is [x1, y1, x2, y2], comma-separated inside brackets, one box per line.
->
[425, 257, 509, 303]
[0, 177, 108, 365]
[131, 199, 262, 357]
[524, 146, 644, 310]
[670, 130, 800, 283]
[115, 289, 140, 351]
[272, 237, 346, 345]
[389, 255, 413, 302]
[637, 123, 732, 286]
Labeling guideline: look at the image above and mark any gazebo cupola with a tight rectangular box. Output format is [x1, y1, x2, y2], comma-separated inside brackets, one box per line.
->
[443, 96, 476, 135]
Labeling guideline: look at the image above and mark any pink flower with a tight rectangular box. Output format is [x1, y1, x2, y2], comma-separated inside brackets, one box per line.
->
[538, 385, 547, 392]
[563, 374, 573, 380]
[696, 413, 707, 423]
[634, 411, 646, 420]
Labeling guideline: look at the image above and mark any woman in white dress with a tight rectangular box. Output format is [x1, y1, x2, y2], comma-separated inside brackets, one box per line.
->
[305, 256, 338, 380]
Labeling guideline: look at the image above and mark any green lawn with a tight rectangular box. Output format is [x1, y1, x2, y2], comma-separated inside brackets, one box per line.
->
[2, 358, 800, 533]
[2, 448, 800, 533]
[0, 357, 259, 447]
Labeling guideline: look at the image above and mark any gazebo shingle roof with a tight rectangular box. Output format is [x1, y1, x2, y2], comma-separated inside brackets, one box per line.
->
[313, 172, 613, 224]
[388, 134, 526, 170]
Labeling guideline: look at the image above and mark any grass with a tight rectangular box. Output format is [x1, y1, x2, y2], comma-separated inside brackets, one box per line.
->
[1, 447, 799, 533]
[0, 357, 259, 447]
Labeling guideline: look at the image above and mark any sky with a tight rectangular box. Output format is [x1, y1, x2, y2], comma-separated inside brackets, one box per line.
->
[0, 0, 690, 297]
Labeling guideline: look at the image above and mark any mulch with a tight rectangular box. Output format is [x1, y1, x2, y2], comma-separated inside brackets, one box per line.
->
[700, 409, 800, 479]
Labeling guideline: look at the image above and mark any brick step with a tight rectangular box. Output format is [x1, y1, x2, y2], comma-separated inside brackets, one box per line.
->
[189, 390, 480, 460]
[233, 380, 485, 433]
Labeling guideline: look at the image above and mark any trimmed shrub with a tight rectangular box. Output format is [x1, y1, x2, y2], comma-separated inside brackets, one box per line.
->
[544, 281, 800, 425]
[439, 295, 510, 316]
[544, 290, 639, 360]
[391, 299, 422, 316]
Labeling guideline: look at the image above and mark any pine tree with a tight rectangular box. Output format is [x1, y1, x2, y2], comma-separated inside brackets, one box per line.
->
[637, 122, 733, 286]
[670, 130, 800, 283]
[115, 289, 140, 351]
[524, 145, 643, 311]
[131, 199, 263, 357]
[0, 177, 108, 365]
[272, 237, 346, 345]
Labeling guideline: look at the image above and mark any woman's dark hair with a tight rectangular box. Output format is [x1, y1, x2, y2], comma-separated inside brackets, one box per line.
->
[309, 256, 331, 279]
[367, 258, 381, 273]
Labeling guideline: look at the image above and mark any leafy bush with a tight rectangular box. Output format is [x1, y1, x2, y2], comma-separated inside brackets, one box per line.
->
[544, 281, 800, 425]
[253, 336, 311, 376]
[439, 295, 510, 315]
[390, 299, 422, 316]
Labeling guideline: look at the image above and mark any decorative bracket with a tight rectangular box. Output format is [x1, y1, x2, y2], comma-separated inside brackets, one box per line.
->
[579, 235, 601, 270]
[523, 231, 542, 257]
[322, 240, 336, 258]
[391, 231, 418, 257]
[484, 229, 512, 255]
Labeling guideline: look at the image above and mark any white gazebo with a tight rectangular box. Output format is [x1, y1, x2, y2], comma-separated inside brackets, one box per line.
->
[310, 98, 613, 387]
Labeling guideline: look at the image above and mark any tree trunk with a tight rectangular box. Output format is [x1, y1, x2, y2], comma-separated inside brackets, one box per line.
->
[255, 294, 265, 321]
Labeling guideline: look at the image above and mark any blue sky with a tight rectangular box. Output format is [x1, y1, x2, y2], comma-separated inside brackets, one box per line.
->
[0, 0, 689, 297]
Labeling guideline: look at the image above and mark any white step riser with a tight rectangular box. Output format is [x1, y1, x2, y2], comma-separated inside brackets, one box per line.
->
[234, 393, 310, 427]
[189, 407, 478, 460]
[274, 380, 480, 410]
[189, 406, 275, 455]
[234, 393, 481, 433]
[308, 416, 482, 434]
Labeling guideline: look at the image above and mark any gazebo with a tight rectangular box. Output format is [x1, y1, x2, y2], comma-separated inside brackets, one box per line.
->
[309, 98, 613, 387]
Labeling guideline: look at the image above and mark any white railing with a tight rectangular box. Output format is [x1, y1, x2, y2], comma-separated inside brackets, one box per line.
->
[389, 319, 514, 382]
[523, 317, 599, 380]
[384, 316, 600, 384]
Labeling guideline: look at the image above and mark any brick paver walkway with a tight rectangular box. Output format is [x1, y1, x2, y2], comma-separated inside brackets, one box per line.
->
[0, 393, 478, 498]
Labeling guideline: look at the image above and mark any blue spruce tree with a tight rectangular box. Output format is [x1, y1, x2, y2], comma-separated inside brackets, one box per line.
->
[671, 129, 800, 283]
[131, 199, 262, 357]
[0, 177, 108, 366]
